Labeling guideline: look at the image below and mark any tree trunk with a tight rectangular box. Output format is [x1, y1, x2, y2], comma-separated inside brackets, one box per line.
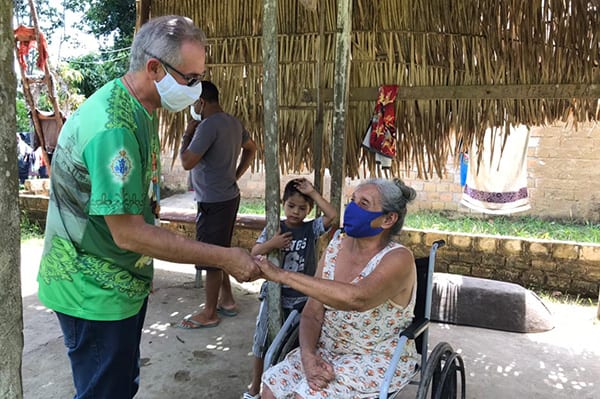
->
[262, 0, 283, 341]
[0, 2, 25, 397]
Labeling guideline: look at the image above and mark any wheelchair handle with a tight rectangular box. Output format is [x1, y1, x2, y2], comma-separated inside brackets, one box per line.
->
[432, 239, 446, 250]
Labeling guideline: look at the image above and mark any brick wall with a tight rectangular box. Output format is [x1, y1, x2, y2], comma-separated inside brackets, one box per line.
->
[20, 194, 598, 297]
[159, 212, 600, 298]
[162, 122, 600, 223]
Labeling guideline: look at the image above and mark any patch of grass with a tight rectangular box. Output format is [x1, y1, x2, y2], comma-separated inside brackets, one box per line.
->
[534, 289, 597, 307]
[21, 212, 44, 242]
[404, 211, 599, 243]
[238, 197, 267, 215]
[239, 198, 599, 243]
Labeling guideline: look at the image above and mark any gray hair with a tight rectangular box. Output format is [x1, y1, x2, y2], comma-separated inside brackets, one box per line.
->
[359, 178, 417, 236]
[129, 15, 207, 72]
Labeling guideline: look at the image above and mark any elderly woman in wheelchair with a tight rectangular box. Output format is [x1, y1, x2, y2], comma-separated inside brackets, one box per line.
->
[256, 178, 420, 399]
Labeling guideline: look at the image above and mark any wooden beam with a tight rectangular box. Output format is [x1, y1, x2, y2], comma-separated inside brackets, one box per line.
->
[262, 0, 282, 341]
[136, 0, 152, 30]
[329, 0, 353, 215]
[312, 2, 325, 212]
[302, 84, 600, 102]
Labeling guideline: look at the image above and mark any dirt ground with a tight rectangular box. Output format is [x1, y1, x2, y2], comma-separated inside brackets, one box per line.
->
[20, 239, 600, 399]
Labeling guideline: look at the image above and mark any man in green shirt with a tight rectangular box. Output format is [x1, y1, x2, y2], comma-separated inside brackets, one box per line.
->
[37, 15, 259, 399]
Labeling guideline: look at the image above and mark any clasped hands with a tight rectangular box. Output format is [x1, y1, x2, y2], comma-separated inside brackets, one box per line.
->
[226, 248, 284, 283]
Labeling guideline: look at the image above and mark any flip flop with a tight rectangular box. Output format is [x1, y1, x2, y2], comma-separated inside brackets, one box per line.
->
[217, 305, 238, 317]
[175, 318, 220, 329]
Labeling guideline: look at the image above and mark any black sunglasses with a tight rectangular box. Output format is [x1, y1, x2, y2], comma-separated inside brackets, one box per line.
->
[144, 50, 204, 87]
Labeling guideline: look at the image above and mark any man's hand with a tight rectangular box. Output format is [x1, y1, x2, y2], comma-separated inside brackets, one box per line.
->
[222, 247, 261, 283]
[301, 352, 335, 391]
[184, 119, 200, 137]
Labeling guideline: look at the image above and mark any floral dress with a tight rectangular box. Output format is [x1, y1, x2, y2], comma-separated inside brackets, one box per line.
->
[262, 231, 418, 398]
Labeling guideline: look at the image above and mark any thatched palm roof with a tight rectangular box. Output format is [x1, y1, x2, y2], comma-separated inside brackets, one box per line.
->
[143, 0, 599, 178]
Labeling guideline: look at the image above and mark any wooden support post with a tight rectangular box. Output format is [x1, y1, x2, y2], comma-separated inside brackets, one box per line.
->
[136, 0, 152, 30]
[312, 3, 325, 217]
[262, 0, 282, 342]
[330, 0, 353, 214]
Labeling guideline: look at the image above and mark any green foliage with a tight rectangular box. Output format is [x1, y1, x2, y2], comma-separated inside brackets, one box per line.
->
[64, 0, 136, 43]
[68, 48, 130, 97]
[61, 0, 135, 95]
[20, 211, 43, 242]
[239, 198, 267, 215]
[404, 211, 600, 243]
[16, 94, 31, 132]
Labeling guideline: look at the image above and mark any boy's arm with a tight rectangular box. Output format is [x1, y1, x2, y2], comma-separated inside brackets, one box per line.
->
[251, 240, 276, 256]
[295, 178, 338, 228]
[309, 191, 337, 229]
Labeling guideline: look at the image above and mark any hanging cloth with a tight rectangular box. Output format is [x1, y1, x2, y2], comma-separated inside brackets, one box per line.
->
[461, 124, 531, 215]
[14, 25, 49, 71]
[362, 85, 398, 169]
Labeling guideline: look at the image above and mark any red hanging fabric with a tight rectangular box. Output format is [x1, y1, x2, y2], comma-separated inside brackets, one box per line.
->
[14, 25, 49, 71]
[362, 85, 398, 159]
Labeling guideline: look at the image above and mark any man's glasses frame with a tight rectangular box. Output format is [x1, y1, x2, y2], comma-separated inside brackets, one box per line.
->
[144, 50, 204, 87]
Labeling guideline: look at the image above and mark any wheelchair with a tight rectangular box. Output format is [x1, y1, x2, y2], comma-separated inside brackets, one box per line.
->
[263, 240, 466, 399]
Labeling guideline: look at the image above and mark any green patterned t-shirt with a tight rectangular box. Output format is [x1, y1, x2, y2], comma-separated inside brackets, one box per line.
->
[37, 78, 160, 321]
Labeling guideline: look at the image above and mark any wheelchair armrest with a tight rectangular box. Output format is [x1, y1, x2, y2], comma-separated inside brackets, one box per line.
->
[400, 317, 429, 340]
[263, 309, 301, 370]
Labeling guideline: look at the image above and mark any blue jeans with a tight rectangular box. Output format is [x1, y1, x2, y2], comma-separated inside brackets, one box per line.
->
[56, 299, 148, 399]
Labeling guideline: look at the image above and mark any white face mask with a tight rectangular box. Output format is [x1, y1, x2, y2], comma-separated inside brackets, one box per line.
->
[154, 69, 202, 112]
[190, 104, 203, 121]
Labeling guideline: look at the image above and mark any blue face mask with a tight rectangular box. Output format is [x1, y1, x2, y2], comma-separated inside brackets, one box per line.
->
[343, 201, 384, 238]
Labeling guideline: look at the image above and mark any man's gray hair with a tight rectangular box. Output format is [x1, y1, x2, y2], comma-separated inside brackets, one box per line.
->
[359, 178, 417, 236]
[129, 15, 207, 72]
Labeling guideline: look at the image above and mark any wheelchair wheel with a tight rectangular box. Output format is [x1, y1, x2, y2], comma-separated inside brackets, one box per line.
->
[433, 352, 466, 399]
[415, 342, 456, 399]
[274, 320, 300, 363]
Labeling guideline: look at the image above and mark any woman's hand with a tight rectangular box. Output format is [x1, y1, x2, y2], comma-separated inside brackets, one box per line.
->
[255, 256, 284, 282]
[301, 352, 335, 391]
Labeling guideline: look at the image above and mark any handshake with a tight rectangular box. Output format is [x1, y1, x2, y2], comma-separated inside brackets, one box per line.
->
[222, 248, 282, 284]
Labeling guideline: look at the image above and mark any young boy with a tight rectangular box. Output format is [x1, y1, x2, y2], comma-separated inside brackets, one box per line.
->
[243, 178, 337, 399]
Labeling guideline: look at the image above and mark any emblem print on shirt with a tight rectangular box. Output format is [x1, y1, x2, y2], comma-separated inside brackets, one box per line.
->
[111, 150, 132, 180]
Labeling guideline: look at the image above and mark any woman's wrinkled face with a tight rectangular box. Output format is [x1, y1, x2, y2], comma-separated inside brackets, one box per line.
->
[350, 184, 382, 212]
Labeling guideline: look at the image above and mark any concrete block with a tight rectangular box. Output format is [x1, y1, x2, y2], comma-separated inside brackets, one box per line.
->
[450, 235, 472, 249]
[531, 259, 556, 272]
[501, 239, 523, 255]
[476, 237, 497, 252]
[527, 242, 551, 257]
[471, 267, 495, 279]
[506, 256, 530, 270]
[552, 243, 579, 260]
[580, 245, 600, 262]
